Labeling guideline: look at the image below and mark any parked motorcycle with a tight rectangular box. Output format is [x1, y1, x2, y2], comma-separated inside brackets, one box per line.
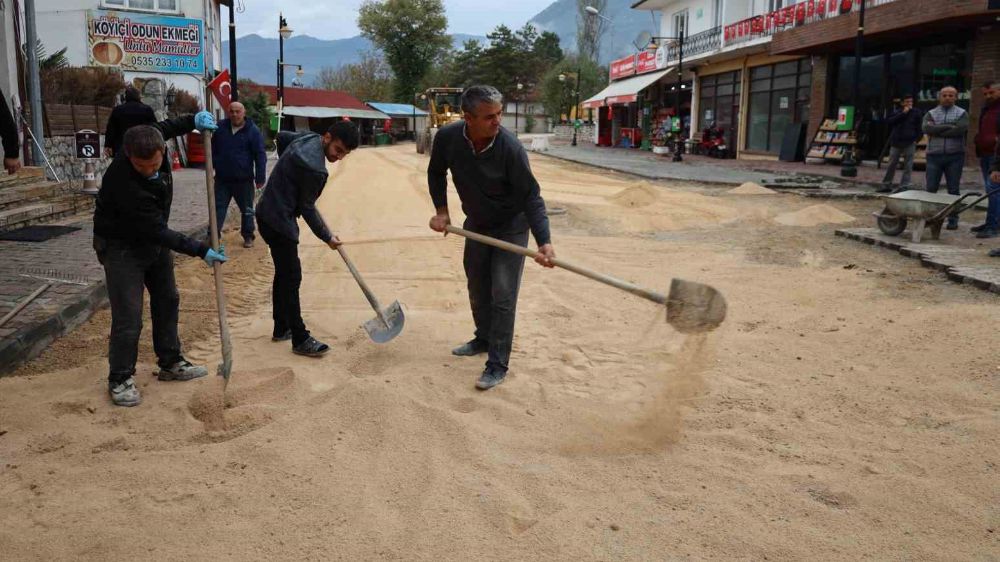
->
[698, 123, 728, 159]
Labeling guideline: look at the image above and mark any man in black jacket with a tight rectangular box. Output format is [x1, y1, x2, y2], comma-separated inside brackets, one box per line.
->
[255, 121, 359, 357]
[879, 94, 924, 193]
[93, 113, 223, 407]
[1, 90, 20, 174]
[427, 85, 555, 390]
[103, 86, 156, 158]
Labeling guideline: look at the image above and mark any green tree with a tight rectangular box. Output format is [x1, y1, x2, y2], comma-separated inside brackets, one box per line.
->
[313, 51, 394, 102]
[448, 24, 564, 102]
[357, 0, 451, 102]
[236, 79, 273, 140]
[540, 55, 607, 122]
[533, 31, 564, 70]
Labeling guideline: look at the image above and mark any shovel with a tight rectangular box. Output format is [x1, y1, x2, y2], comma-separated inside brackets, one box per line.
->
[445, 225, 727, 334]
[201, 130, 234, 385]
[336, 246, 405, 343]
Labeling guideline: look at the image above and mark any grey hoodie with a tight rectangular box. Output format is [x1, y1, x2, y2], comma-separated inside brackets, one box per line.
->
[922, 105, 969, 156]
[255, 131, 333, 243]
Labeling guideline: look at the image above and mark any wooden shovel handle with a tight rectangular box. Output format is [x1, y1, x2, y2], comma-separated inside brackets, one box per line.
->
[445, 225, 668, 305]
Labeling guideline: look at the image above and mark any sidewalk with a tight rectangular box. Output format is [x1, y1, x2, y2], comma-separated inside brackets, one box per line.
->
[0, 167, 234, 374]
[535, 139, 985, 197]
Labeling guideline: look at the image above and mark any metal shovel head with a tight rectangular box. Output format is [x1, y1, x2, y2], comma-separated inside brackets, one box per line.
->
[363, 300, 405, 343]
[666, 278, 728, 334]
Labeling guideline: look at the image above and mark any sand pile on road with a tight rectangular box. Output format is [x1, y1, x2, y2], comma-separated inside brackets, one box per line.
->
[727, 182, 777, 195]
[610, 182, 659, 207]
[773, 204, 855, 226]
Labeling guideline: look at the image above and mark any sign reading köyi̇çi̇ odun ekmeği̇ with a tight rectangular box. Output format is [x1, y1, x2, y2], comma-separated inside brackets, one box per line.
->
[88, 11, 204, 75]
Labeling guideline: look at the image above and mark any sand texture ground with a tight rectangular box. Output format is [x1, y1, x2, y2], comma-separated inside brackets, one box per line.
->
[1, 144, 997, 560]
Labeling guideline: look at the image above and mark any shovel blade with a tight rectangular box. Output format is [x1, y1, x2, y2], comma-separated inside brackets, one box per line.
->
[363, 300, 405, 343]
[666, 279, 727, 334]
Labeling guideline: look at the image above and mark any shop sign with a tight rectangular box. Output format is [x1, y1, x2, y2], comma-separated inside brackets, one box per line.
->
[88, 10, 204, 74]
[75, 130, 100, 159]
[609, 55, 637, 81]
[636, 50, 658, 74]
[837, 106, 855, 131]
[606, 94, 638, 105]
[724, 0, 857, 43]
[654, 45, 668, 70]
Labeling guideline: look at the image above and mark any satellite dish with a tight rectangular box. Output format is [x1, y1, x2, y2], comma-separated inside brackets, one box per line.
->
[633, 31, 652, 52]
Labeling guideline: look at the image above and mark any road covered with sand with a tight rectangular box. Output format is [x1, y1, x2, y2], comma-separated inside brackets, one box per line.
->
[1, 144, 997, 560]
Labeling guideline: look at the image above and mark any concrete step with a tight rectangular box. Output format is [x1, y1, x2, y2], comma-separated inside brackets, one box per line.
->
[0, 167, 47, 190]
[0, 193, 94, 233]
[0, 180, 72, 210]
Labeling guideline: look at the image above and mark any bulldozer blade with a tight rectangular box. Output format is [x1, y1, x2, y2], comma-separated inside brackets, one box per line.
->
[666, 279, 728, 334]
[363, 300, 405, 343]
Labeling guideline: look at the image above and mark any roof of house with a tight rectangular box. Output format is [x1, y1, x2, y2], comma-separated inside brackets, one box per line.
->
[366, 102, 428, 117]
[246, 85, 371, 111]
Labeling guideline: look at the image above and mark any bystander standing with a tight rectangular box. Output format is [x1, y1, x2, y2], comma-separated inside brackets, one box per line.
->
[971, 81, 1000, 239]
[922, 86, 969, 230]
[878, 94, 923, 193]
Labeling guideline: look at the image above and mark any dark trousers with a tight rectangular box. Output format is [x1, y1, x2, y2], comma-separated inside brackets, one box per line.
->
[215, 179, 256, 239]
[980, 156, 999, 230]
[926, 153, 965, 225]
[94, 237, 183, 384]
[258, 219, 309, 346]
[463, 229, 528, 374]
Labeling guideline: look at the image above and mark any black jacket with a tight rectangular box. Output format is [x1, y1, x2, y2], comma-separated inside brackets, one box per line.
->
[255, 131, 333, 243]
[93, 115, 208, 258]
[427, 121, 550, 245]
[0, 90, 18, 159]
[885, 107, 924, 148]
[104, 100, 156, 156]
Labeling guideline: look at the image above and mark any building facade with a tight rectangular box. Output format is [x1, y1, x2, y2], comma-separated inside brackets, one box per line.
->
[627, 0, 1000, 163]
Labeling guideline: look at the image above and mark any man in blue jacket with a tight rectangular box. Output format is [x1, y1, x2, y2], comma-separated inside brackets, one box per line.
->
[212, 101, 267, 248]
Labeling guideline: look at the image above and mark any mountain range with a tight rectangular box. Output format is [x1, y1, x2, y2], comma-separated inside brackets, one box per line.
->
[223, 0, 660, 86]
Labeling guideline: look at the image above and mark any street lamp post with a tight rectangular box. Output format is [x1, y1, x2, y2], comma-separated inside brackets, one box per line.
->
[559, 70, 583, 146]
[515, 82, 523, 134]
[227, 1, 239, 101]
[276, 14, 293, 131]
[840, 0, 866, 178]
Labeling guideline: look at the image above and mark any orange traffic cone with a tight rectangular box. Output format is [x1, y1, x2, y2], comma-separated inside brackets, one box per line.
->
[171, 151, 182, 170]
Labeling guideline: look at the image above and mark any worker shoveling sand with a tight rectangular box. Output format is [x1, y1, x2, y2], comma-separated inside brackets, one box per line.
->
[773, 204, 856, 227]
[726, 182, 778, 195]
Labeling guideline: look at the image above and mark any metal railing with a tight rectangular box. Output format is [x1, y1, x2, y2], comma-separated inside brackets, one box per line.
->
[723, 0, 899, 47]
[665, 26, 721, 62]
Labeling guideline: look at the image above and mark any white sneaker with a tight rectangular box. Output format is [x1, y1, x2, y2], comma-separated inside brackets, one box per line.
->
[158, 359, 209, 381]
[109, 377, 142, 407]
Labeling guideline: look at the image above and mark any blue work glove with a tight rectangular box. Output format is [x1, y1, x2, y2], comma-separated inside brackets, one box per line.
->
[203, 247, 227, 266]
[194, 111, 218, 132]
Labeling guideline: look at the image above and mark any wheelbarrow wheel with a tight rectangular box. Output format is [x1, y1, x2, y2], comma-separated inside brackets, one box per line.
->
[877, 212, 908, 236]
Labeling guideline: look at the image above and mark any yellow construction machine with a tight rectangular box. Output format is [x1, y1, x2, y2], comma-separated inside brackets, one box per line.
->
[416, 87, 463, 154]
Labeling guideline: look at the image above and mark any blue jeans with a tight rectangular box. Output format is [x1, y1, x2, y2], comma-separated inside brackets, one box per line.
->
[926, 153, 965, 224]
[463, 228, 528, 374]
[215, 179, 256, 239]
[981, 156, 1000, 230]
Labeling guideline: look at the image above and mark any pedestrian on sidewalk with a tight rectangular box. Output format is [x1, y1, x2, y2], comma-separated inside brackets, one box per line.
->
[878, 94, 923, 193]
[971, 81, 1000, 239]
[211, 101, 267, 248]
[1, 88, 20, 175]
[255, 121, 359, 357]
[92, 113, 224, 407]
[922, 86, 969, 230]
[989, 145, 1000, 257]
[427, 85, 556, 391]
[103, 86, 156, 158]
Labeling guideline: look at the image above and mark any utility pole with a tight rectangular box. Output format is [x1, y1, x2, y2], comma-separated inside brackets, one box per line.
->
[24, 0, 44, 164]
[228, 2, 238, 101]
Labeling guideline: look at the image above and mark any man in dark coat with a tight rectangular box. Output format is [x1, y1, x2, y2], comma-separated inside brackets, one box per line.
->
[255, 121, 359, 357]
[211, 101, 267, 248]
[103, 86, 156, 158]
[93, 112, 223, 407]
[878, 94, 923, 193]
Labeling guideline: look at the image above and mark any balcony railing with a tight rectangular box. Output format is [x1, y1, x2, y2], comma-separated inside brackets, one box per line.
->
[665, 26, 721, 62]
[724, 0, 898, 47]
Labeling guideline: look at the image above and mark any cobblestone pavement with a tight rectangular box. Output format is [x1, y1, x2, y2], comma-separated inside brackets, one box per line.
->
[0, 164, 272, 374]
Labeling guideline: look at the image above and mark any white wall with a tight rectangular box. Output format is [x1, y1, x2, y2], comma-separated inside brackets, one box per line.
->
[34, 0, 221, 108]
[1, 5, 20, 109]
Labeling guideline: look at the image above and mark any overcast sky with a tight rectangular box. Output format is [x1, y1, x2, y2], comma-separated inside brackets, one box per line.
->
[232, 0, 552, 40]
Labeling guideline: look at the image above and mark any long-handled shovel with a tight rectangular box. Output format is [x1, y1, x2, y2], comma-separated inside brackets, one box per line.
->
[201, 130, 234, 386]
[445, 225, 727, 334]
[336, 246, 405, 343]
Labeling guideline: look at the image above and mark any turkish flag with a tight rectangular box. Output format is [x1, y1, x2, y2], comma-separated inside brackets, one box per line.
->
[208, 69, 232, 112]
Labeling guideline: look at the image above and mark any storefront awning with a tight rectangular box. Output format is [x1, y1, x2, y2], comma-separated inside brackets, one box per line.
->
[280, 106, 390, 120]
[581, 68, 674, 108]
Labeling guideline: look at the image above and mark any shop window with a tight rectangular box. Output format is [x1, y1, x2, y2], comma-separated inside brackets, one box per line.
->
[751, 66, 771, 80]
[745, 59, 812, 153]
[917, 44, 969, 104]
[101, 0, 179, 12]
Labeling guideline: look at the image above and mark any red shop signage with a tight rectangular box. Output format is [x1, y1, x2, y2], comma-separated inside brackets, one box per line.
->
[636, 50, 658, 74]
[609, 54, 636, 81]
[724, 0, 853, 42]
